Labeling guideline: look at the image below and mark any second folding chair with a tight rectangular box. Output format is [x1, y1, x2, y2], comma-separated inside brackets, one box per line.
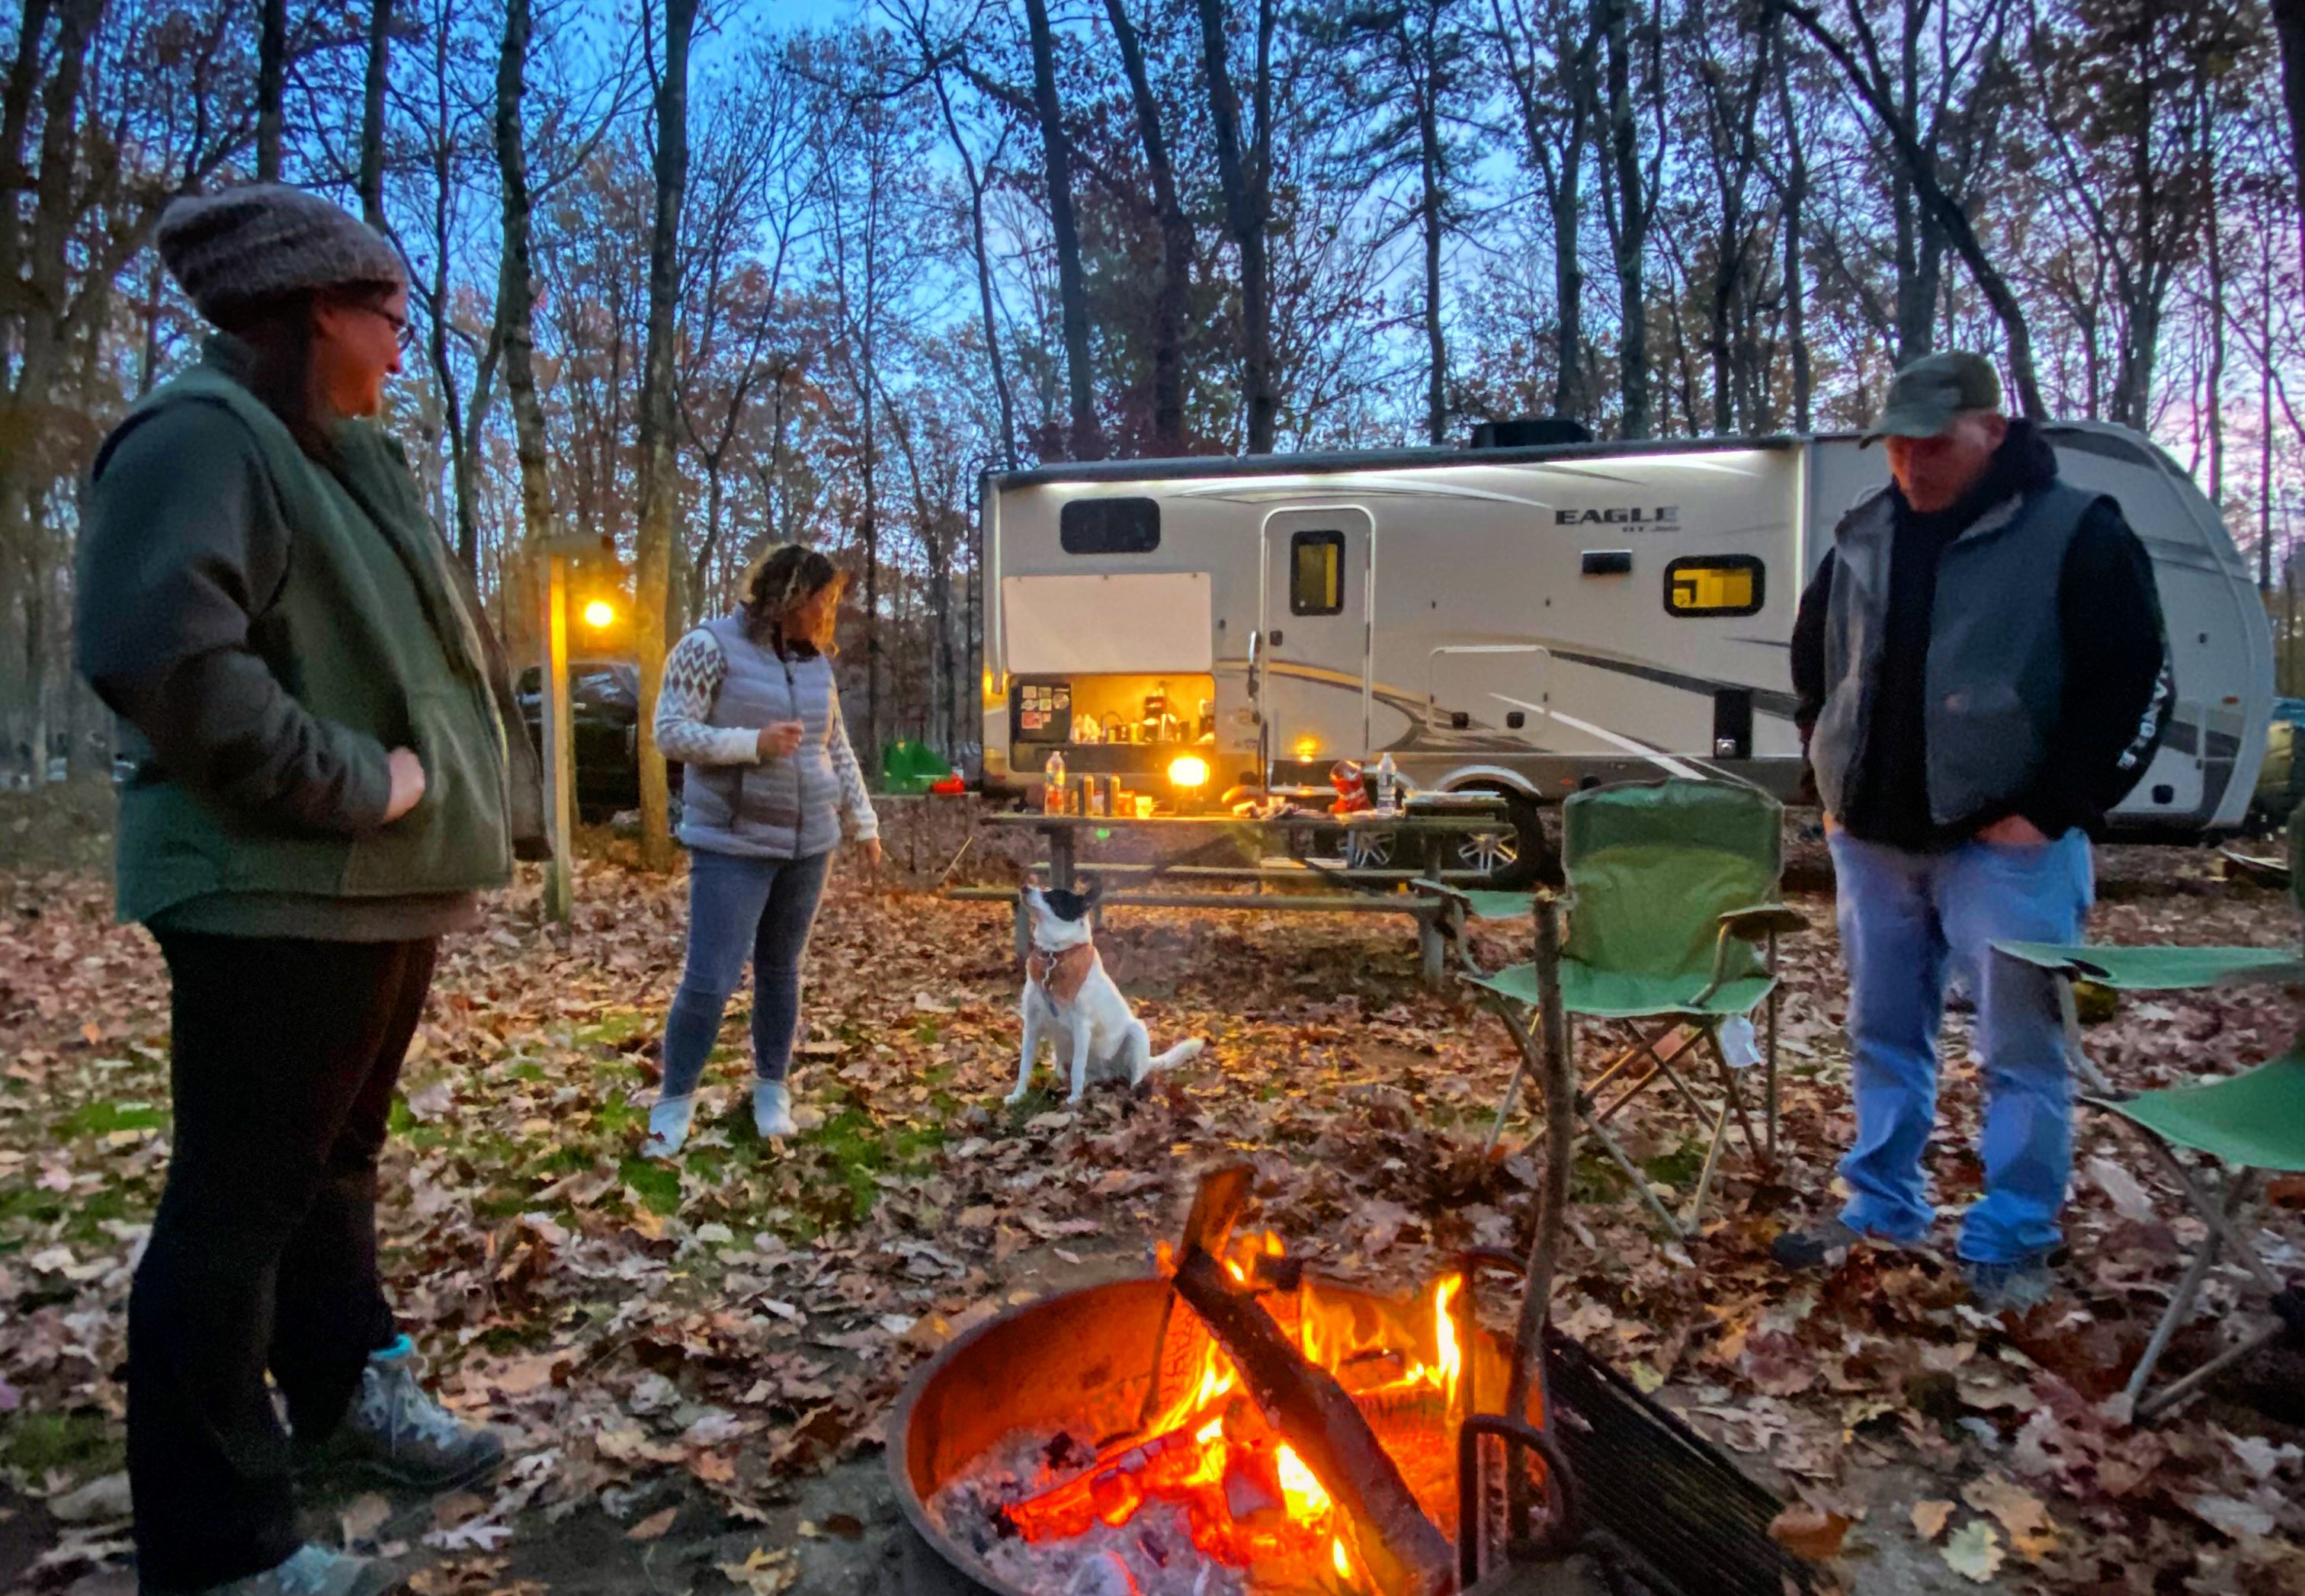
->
[1438, 780, 1803, 1236]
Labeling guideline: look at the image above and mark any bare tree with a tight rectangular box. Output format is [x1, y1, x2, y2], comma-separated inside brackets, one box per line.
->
[360, 0, 392, 226]
[1104, 0, 1193, 455]
[1488, 0, 1598, 424]
[632, 0, 700, 872]
[1198, 0, 1280, 453]
[1022, 0, 1101, 458]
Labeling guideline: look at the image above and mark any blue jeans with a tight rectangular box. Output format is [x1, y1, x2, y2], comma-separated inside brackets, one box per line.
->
[661, 848, 834, 1097]
[1828, 829, 2093, 1264]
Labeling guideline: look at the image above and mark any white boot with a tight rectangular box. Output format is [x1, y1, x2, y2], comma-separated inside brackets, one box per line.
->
[643, 1093, 697, 1157]
[753, 1079, 797, 1139]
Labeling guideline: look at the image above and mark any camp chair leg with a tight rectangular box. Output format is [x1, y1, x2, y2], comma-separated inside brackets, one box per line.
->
[2120, 1168, 2274, 1422]
[1764, 933, 1781, 1159]
[2130, 1146, 2284, 1298]
[2055, 976, 2119, 1097]
[1640, 1030, 1720, 1129]
[1486, 1005, 1537, 1155]
[2124, 1226, 2224, 1416]
[1697, 1027, 1767, 1165]
[1582, 1095, 1687, 1239]
[2137, 1323, 2288, 1425]
[1496, 1007, 1685, 1237]
[1683, 1094, 1736, 1231]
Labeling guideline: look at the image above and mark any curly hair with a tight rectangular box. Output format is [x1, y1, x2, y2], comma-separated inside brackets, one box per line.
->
[740, 544, 845, 649]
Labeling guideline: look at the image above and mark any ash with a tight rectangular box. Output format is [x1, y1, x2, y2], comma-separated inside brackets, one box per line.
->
[930, 1428, 1316, 1596]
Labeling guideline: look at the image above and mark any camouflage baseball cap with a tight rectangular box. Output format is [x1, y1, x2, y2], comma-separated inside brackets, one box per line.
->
[1859, 351, 2003, 446]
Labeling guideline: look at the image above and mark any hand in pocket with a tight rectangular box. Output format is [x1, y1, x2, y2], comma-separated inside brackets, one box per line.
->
[383, 746, 427, 822]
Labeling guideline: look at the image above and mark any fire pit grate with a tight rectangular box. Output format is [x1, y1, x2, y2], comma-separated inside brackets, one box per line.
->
[1533, 1328, 1815, 1596]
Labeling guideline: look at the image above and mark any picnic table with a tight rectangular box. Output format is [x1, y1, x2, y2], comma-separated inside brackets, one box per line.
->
[948, 799, 1518, 982]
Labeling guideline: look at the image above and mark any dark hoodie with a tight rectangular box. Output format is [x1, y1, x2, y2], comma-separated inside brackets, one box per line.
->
[1790, 420, 2168, 849]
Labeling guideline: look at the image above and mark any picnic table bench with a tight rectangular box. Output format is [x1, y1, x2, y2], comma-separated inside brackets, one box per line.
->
[947, 800, 1518, 983]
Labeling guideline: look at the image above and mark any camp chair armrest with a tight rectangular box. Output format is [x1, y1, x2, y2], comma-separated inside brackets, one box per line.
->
[1718, 903, 1808, 941]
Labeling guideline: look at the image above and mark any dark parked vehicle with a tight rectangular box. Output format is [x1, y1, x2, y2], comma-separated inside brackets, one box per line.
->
[515, 659, 681, 822]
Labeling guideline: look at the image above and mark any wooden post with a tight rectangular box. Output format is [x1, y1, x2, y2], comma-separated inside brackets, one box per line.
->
[1505, 889, 1572, 1425]
[540, 550, 575, 922]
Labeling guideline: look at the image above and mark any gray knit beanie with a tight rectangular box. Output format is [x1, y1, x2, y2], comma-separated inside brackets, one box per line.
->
[156, 184, 406, 322]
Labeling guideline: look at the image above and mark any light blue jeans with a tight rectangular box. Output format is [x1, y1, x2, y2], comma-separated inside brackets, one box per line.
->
[660, 847, 834, 1097]
[1828, 828, 2094, 1264]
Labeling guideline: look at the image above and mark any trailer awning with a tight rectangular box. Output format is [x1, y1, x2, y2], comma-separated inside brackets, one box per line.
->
[1002, 572, 1213, 675]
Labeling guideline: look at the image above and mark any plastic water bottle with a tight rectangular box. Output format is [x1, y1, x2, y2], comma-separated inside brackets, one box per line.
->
[1043, 748, 1067, 815]
[1374, 752, 1400, 815]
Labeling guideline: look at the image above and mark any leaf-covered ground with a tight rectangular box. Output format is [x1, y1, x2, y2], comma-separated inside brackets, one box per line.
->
[3, 802, 2303, 1595]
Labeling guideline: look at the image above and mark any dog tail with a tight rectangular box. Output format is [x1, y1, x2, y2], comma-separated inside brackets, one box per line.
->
[1146, 1037, 1205, 1075]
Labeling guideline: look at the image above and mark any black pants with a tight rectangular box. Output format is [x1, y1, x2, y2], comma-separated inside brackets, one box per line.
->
[130, 933, 437, 1591]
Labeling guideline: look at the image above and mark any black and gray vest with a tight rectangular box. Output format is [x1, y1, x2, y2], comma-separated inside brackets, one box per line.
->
[1809, 480, 2106, 832]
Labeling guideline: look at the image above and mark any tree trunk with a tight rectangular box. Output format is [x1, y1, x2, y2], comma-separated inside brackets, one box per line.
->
[1023, 0, 1101, 460]
[361, 0, 392, 227]
[259, 0, 287, 181]
[1416, 18, 1447, 445]
[928, 71, 1018, 470]
[495, 0, 559, 556]
[1197, 0, 1277, 453]
[633, 0, 698, 873]
[1781, 0, 2046, 418]
[1105, 0, 1191, 454]
[1599, 0, 1648, 438]
[2204, 88, 2226, 512]
[1775, 33, 1810, 433]
[2273, 0, 2305, 270]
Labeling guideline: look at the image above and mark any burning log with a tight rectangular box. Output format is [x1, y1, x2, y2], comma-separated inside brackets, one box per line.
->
[1171, 1244, 1457, 1596]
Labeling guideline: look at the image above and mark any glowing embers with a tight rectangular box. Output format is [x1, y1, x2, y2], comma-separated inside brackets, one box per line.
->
[996, 1232, 1467, 1593]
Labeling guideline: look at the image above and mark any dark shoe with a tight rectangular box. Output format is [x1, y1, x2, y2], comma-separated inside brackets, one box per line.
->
[1967, 1255, 2057, 1312]
[149, 1544, 392, 1596]
[300, 1337, 504, 1491]
[1770, 1217, 1864, 1271]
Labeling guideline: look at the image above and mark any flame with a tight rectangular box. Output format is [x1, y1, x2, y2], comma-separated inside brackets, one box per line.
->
[1274, 1442, 1332, 1521]
[1004, 1243, 1480, 1593]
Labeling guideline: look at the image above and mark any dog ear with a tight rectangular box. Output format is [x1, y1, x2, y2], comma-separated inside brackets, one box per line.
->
[1082, 875, 1107, 909]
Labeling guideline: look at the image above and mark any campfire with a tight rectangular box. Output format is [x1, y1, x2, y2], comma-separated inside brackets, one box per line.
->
[893, 1157, 1814, 1596]
[993, 1229, 1470, 1591]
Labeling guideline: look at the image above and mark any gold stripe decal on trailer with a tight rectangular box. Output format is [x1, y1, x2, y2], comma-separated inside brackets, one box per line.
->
[1663, 555, 1765, 618]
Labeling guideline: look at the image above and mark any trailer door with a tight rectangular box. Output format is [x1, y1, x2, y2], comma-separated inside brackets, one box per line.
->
[1259, 508, 1374, 778]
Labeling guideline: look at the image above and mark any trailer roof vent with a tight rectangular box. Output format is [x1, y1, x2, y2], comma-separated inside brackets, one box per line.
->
[1471, 417, 1594, 450]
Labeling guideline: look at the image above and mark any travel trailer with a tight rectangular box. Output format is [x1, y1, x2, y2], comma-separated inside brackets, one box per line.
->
[979, 424, 2270, 875]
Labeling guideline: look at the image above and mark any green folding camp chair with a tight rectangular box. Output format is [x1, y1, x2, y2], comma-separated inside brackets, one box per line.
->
[1442, 780, 1804, 1236]
[1991, 937, 2305, 1422]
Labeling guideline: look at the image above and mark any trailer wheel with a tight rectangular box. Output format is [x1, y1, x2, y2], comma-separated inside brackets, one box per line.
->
[1455, 793, 1556, 890]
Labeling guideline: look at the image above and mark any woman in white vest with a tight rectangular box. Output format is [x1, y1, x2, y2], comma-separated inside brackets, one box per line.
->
[648, 545, 880, 1154]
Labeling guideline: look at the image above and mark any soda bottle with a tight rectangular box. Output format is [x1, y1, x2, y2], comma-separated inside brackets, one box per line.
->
[1043, 748, 1067, 815]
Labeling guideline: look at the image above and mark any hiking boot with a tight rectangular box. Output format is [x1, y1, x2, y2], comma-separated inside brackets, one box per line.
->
[149, 1543, 392, 1596]
[642, 1092, 696, 1158]
[1770, 1217, 1865, 1271]
[300, 1337, 503, 1491]
[1967, 1255, 2057, 1313]
[753, 1079, 797, 1140]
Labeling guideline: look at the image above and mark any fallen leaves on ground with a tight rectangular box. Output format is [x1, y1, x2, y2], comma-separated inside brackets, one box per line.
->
[3, 822, 2303, 1593]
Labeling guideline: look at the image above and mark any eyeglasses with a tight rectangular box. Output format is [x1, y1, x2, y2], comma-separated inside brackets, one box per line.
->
[363, 303, 416, 352]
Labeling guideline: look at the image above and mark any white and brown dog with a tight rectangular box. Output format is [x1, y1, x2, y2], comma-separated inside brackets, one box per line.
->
[1009, 882, 1204, 1105]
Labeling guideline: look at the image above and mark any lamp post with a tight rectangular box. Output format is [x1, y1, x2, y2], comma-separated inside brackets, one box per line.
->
[536, 534, 613, 923]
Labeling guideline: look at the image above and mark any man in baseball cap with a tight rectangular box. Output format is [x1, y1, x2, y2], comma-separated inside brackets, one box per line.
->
[1781, 351, 2171, 1311]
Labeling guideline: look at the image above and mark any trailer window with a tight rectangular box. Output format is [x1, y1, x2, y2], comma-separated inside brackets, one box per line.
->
[1290, 530, 1345, 615]
[1060, 497, 1161, 555]
[1664, 555, 1764, 617]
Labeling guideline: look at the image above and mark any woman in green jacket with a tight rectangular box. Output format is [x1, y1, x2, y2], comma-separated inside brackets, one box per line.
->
[75, 186, 536, 1596]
